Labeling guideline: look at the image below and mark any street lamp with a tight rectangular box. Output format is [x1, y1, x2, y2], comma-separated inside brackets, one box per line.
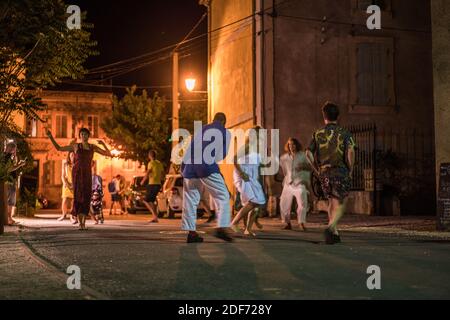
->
[185, 78, 196, 92]
[185, 77, 207, 93]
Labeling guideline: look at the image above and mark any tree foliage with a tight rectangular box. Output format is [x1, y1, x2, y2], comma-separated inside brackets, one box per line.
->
[0, 0, 96, 181]
[0, 0, 97, 88]
[101, 87, 171, 166]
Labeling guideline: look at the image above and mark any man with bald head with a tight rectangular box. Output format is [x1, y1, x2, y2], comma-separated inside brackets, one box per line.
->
[181, 113, 233, 243]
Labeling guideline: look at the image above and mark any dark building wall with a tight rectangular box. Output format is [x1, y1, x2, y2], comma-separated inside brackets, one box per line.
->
[267, 0, 435, 214]
[208, 0, 436, 214]
[432, 0, 450, 191]
[270, 0, 434, 144]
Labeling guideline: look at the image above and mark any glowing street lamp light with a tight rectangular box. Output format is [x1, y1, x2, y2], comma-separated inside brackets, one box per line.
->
[185, 78, 196, 92]
[185, 77, 207, 94]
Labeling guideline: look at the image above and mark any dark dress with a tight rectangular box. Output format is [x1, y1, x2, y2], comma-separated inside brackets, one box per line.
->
[72, 143, 94, 216]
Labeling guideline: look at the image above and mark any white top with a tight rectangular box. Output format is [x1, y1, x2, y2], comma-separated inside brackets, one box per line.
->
[280, 152, 311, 187]
[236, 152, 262, 181]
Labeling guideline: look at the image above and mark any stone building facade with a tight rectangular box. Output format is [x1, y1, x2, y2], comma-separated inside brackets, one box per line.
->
[203, 0, 437, 215]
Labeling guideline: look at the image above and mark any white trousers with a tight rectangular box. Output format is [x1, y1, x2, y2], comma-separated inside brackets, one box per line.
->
[280, 183, 309, 224]
[182, 173, 231, 231]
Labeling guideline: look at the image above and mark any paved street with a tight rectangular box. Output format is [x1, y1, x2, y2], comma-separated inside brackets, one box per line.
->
[1, 213, 450, 300]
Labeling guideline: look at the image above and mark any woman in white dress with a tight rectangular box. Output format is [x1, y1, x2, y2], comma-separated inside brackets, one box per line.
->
[230, 135, 266, 236]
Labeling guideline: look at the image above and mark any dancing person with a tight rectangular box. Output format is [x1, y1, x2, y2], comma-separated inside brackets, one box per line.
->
[230, 134, 266, 237]
[198, 187, 215, 222]
[306, 102, 355, 244]
[141, 150, 164, 223]
[279, 138, 312, 231]
[181, 113, 233, 243]
[58, 151, 77, 223]
[47, 128, 112, 230]
[3, 142, 26, 226]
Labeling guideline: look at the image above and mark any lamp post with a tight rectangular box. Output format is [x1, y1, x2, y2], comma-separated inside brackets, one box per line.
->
[172, 48, 207, 149]
[172, 52, 179, 149]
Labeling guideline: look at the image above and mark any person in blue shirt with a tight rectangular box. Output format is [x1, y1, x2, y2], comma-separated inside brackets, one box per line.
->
[181, 113, 233, 243]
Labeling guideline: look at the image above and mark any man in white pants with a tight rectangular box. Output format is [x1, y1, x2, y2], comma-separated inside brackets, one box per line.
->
[279, 138, 312, 231]
[181, 113, 233, 243]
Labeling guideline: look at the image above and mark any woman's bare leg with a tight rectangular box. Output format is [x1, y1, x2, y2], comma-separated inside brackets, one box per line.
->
[231, 203, 255, 232]
[253, 207, 263, 229]
[59, 198, 68, 221]
[244, 206, 260, 236]
[7, 206, 15, 224]
[79, 214, 87, 230]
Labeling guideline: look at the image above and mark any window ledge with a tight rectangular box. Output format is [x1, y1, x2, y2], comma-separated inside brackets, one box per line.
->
[349, 105, 397, 114]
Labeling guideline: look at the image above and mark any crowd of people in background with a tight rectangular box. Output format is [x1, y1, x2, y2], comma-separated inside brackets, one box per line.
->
[3, 101, 354, 245]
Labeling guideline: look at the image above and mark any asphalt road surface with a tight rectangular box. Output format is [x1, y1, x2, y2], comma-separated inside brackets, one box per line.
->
[1, 216, 450, 300]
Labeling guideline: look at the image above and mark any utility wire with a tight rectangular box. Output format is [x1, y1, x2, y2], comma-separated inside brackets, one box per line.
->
[69, 0, 294, 87]
[174, 12, 208, 52]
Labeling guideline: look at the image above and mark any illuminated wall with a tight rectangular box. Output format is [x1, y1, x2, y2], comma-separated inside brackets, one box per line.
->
[209, 0, 255, 193]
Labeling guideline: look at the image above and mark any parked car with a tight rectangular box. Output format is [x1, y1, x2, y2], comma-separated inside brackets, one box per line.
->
[156, 174, 184, 218]
[127, 176, 148, 214]
[128, 174, 208, 218]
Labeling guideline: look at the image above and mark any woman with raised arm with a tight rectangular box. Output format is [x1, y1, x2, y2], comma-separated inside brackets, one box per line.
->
[47, 128, 112, 230]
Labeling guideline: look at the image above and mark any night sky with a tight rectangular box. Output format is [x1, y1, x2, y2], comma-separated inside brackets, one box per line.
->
[64, 0, 208, 97]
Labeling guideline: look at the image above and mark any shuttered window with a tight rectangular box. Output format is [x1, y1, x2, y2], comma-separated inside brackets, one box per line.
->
[355, 40, 394, 107]
[56, 115, 68, 138]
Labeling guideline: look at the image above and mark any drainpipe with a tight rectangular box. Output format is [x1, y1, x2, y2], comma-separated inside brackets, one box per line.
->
[254, 0, 266, 127]
[272, 0, 276, 131]
[260, 0, 266, 128]
[207, 1, 212, 123]
[200, 0, 211, 122]
[253, 0, 257, 126]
